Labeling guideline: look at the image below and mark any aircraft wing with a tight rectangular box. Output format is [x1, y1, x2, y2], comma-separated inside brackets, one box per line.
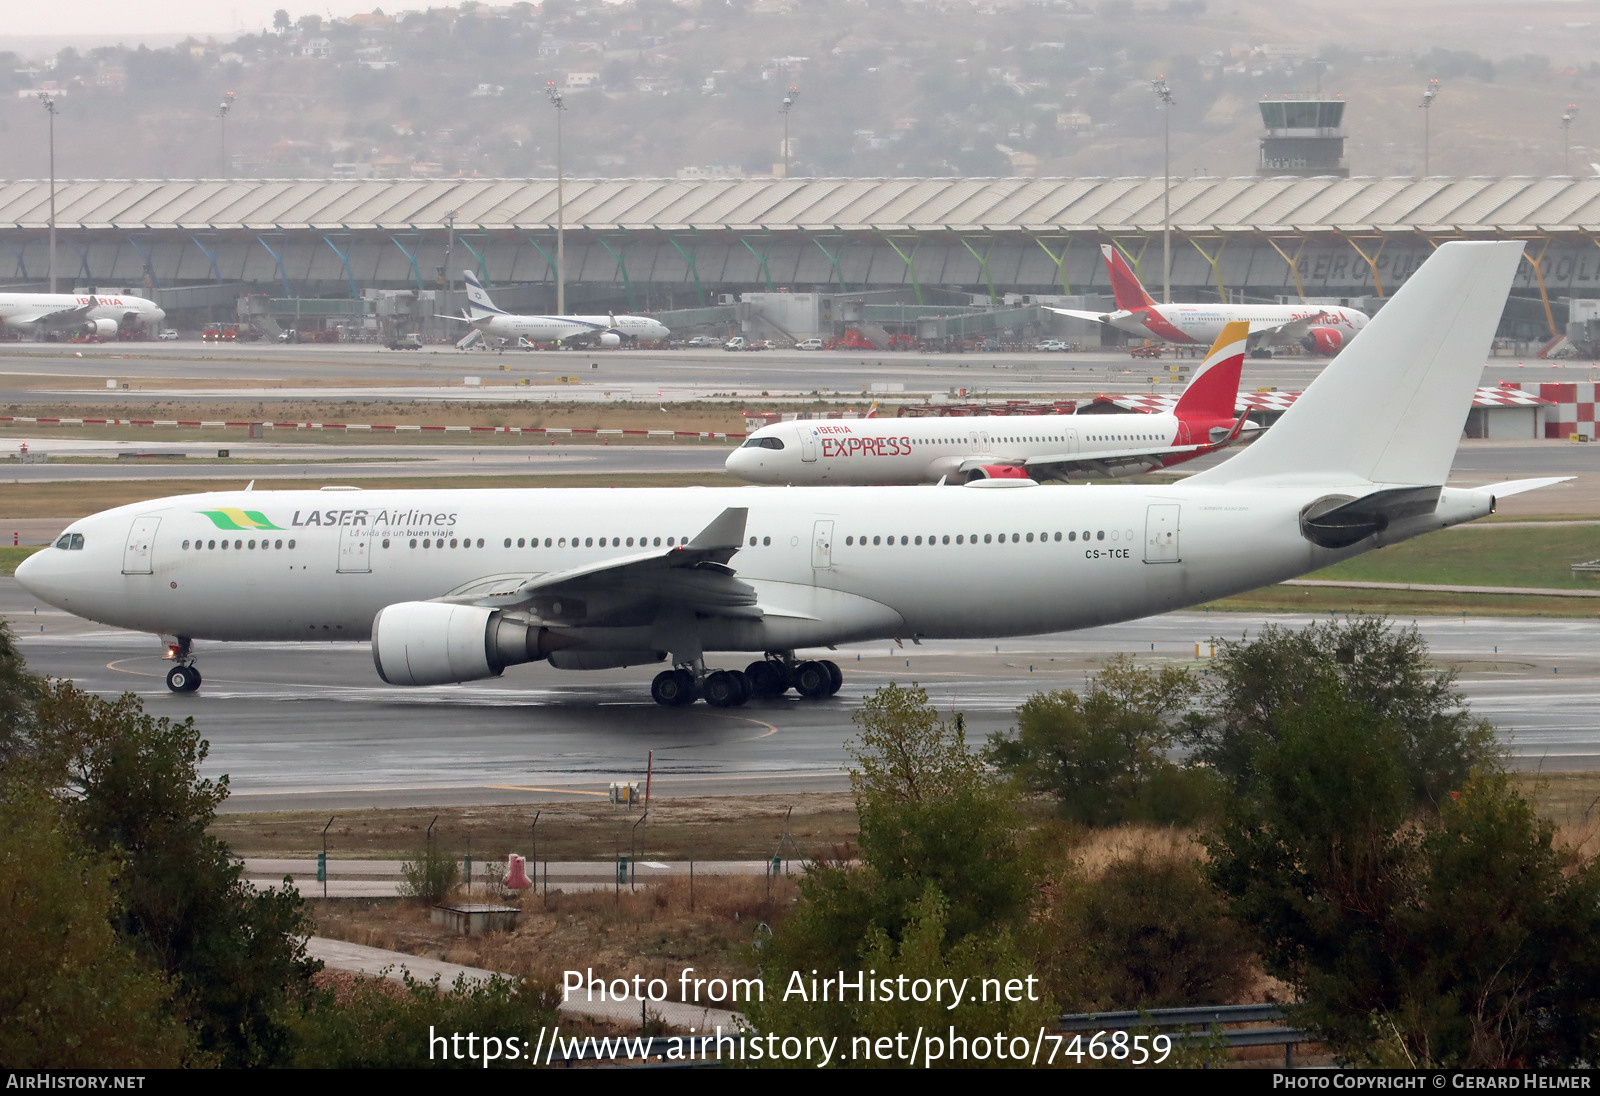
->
[978, 445, 1206, 479]
[5, 302, 96, 329]
[437, 507, 760, 626]
[1042, 307, 1110, 324]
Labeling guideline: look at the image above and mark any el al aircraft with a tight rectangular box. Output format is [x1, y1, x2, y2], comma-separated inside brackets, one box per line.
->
[0, 290, 165, 339]
[726, 321, 1256, 486]
[17, 242, 1561, 708]
[450, 271, 668, 347]
[1050, 243, 1369, 357]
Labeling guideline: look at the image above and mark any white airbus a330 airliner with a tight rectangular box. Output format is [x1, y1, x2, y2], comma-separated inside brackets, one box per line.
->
[726, 321, 1255, 485]
[17, 242, 1558, 708]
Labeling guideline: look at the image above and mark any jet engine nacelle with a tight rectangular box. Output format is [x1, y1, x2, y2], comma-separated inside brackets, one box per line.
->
[85, 318, 118, 338]
[964, 464, 1032, 482]
[371, 601, 568, 686]
[597, 331, 622, 347]
[1302, 327, 1345, 356]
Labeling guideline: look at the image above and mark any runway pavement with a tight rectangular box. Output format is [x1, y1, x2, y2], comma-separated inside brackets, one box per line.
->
[3, 578, 1596, 812]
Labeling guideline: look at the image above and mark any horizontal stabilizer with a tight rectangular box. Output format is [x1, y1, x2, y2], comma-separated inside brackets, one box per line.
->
[1042, 307, 1109, 324]
[1474, 476, 1574, 499]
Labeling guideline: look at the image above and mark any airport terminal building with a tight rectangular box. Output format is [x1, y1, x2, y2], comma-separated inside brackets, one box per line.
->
[2, 175, 1597, 340]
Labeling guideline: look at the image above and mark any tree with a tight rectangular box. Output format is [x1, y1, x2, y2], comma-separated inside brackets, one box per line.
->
[746, 684, 1047, 1049]
[0, 788, 195, 1067]
[1033, 850, 1255, 1012]
[273, 9, 291, 33]
[1185, 616, 1497, 811]
[987, 657, 1212, 825]
[1200, 621, 1600, 1067]
[31, 681, 321, 1068]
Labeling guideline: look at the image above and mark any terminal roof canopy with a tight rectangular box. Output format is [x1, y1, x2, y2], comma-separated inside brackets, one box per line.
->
[5, 177, 1600, 234]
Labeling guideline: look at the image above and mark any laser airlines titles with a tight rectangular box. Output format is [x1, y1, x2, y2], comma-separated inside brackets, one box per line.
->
[290, 508, 459, 528]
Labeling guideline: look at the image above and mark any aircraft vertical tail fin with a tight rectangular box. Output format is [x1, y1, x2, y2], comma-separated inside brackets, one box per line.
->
[1172, 321, 1247, 424]
[1101, 244, 1158, 311]
[1190, 241, 1524, 489]
[462, 270, 504, 319]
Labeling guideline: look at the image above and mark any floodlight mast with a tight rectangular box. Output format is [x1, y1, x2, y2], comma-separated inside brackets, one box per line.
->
[547, 82, 567, 315]
[780, 86, 800, 178]
[1420, 78, 1440, 177]
[218, 91, 235, 179]
[1152, 76, 1174, 304]
[1562, 104, 1578, 175]
[38, 92, 57, 295]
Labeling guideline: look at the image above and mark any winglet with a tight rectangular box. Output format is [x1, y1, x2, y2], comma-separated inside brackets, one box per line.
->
[688, 507, 748, 550]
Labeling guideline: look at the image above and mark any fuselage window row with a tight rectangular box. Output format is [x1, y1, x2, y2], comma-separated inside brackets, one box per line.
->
[183, 538, 294, 550]
[842, 531, 1102, 547]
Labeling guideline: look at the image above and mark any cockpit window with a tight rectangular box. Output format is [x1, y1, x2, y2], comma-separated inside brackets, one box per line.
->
[68, 533, 84, 550]
[55, 535, 70, 550]
[740, 437, 785, 450]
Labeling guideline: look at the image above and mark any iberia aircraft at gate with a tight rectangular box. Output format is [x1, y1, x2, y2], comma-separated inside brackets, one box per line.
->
[726, 322, 1255, 486]
[17, 243, 1561, 709]
[1049, 243, 1369, 356]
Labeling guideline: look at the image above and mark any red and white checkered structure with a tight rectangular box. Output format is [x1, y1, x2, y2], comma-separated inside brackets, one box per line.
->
[1495, 382, 1595, 438]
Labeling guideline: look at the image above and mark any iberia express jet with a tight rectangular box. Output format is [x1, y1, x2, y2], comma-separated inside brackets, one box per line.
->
[727, 322, 1255, 485]
[1049, 244, 1368, 357]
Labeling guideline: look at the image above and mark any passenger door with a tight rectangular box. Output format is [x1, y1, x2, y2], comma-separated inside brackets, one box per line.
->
[121, 516, 160, 575]
[811, 520, 834, 570]
[337, 525, 371, 573]
[1144, 504, 1181, 564]
[800, 429, 818, 463]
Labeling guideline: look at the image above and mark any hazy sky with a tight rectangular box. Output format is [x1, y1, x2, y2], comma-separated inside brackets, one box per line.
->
[2, 2, 416, 39]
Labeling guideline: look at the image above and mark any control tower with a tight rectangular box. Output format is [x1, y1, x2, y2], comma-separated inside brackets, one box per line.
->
[1257, 95, 1348, 177]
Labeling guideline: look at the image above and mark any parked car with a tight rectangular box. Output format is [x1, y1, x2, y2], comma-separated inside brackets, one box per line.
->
[385, 333, 424, 350]
[686, 335, 722, 347]
[157, 329, 179, 341]
[723, 337, 747, 351]
[795, 338, 824, 350]
[1034, 338, 1068, 352]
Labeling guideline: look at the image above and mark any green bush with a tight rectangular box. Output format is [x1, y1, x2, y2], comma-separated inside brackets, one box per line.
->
[1036, 851, 1255, 1012]
[400, 844, 461, 904]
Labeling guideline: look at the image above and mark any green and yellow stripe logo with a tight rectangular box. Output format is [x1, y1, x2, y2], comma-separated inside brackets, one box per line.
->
[197, 508, 283, 531]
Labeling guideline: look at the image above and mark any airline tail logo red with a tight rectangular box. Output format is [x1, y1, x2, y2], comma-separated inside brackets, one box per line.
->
[1101, 244, 1157, 311]
[1173, 321, 1248, 424]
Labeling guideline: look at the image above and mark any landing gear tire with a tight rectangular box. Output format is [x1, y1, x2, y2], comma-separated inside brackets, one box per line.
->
[166, 665, 200, 693]
[1250, 347, 1274, 359]
[703, 669, 749, 708]
[651, 669, 696, 707]
[821, 659, 843, 696]
[745, 660, 790, 699]
[794, 660, 832, 699]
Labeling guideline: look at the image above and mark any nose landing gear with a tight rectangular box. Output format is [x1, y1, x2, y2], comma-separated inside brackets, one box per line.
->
[165, 664, 202, 693]
[163, 636, 201, 693]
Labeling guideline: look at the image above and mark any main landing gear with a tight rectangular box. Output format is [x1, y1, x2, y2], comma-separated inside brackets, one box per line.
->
[649, 654, 843, 708]
[164, 637, 201, 693]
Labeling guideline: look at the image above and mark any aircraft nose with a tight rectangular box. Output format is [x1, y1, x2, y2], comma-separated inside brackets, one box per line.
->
[13, 546, 59, 604]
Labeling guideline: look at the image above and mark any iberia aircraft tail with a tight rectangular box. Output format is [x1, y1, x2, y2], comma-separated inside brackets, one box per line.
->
[1172, 321, 1247, 425]
[1101, 244, 1158, 312]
